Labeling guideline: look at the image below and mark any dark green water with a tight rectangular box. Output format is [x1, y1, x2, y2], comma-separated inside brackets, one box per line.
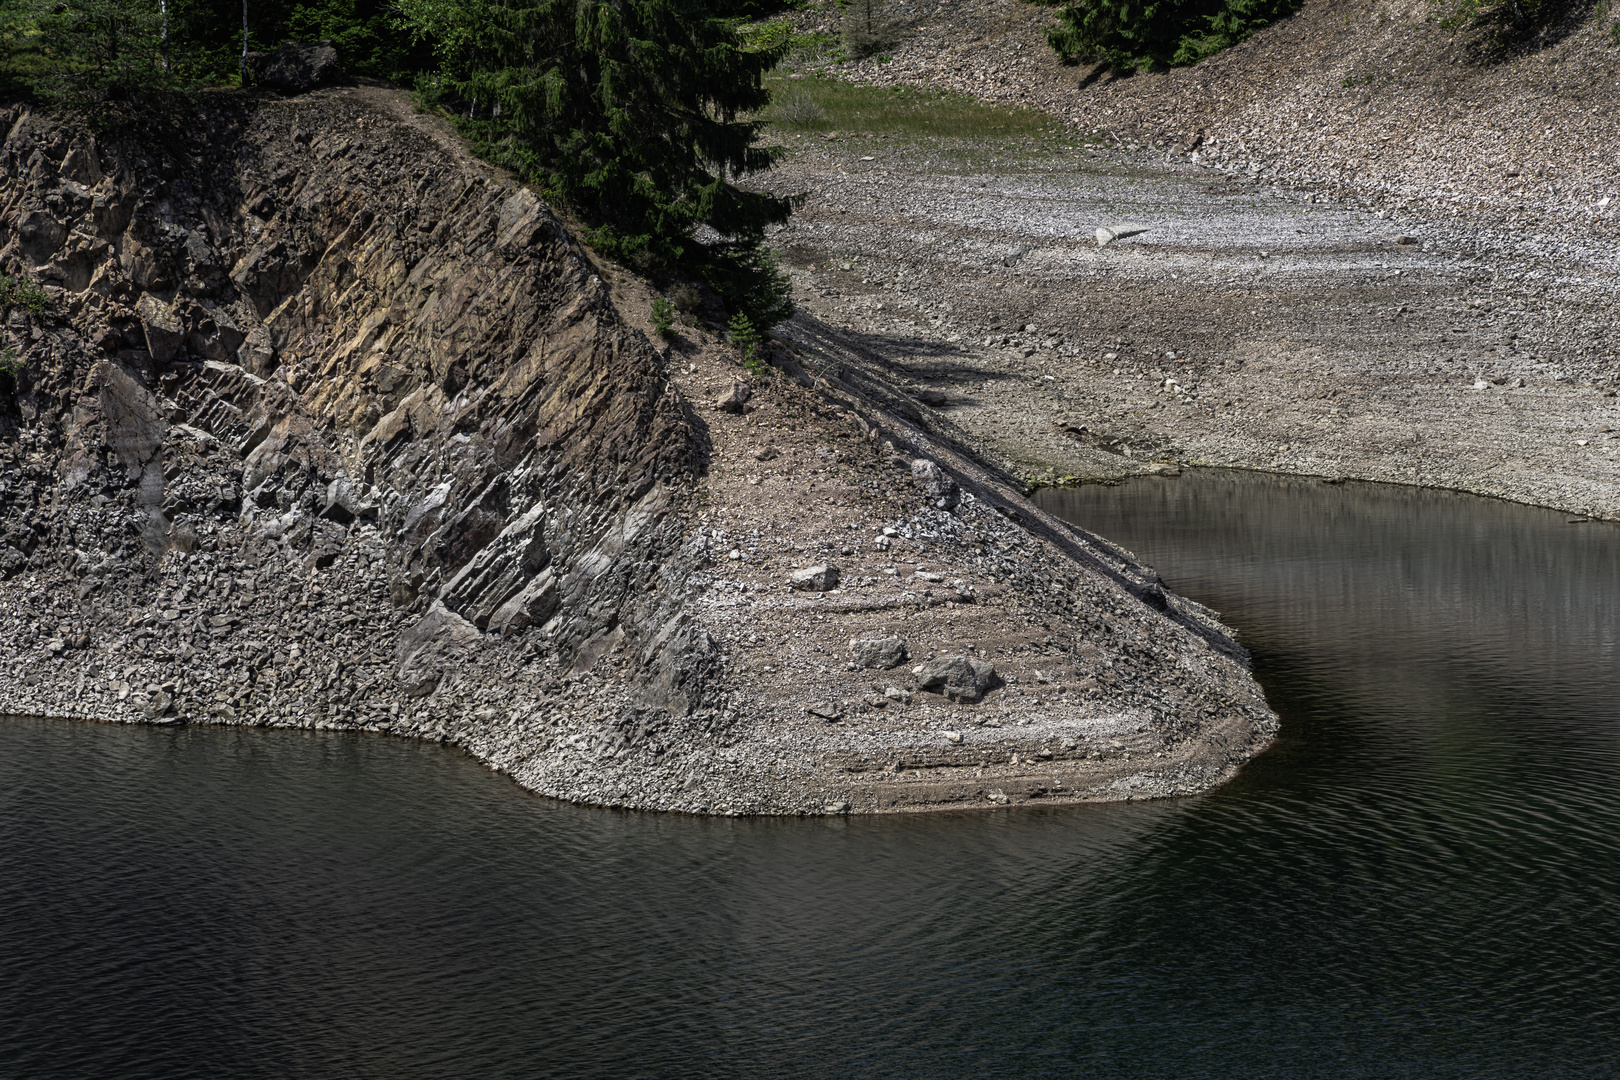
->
[3, 470, 1618, 1079]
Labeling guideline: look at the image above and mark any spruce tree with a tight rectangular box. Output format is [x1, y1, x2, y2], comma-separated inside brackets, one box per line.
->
[400, 0, 797, 324]
[1044, 0, 1301, 71]
[25, 0, 175, 102]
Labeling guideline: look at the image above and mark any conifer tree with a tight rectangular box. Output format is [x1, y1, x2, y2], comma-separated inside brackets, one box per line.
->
[25, 0, 175, 101]
[1044, 0, 1301, 71]
[400, 0, 797, 325]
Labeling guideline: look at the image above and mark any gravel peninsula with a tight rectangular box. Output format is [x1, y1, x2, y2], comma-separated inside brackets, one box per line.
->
[9, 0, 1607, 814]
[0, 86, 1276, 815]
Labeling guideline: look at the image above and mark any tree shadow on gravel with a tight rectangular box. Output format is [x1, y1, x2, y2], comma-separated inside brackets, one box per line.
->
[1451, 0, 1599, 63]
[782, 311, 1019, 390]
[776, 310, 1244, 659]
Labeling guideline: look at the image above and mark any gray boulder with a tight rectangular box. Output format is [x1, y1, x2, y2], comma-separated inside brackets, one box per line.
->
[246, 41, 344, 94]
[849, 635, 908, 669]
[716, 380, 752, 413]
[915, 655, 999, 702]
[790, 564, 839, 591]
[910, 458, 960, 510]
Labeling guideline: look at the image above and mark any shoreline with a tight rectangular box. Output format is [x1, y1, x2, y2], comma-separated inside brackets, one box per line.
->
[757, 130, 1619, 524]
[0, 88, 1278, 817]
[749, 0, 1617, 522]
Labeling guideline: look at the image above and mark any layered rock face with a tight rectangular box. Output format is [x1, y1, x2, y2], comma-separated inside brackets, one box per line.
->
[0, 92, 713, 751]
[0, 88, 1278, 814]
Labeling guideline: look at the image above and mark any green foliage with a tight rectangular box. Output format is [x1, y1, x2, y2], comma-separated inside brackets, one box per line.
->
[1042, 0, 1302, 71]
[760, 73, 1062, 140]
[0, 346, 21, 379]
[705, 245, 793, 332]
[1428, 0, 1595, 53]
[669, 283, 704, 313]
[728, 310, 763, 365]
[770, 88, 828, 127]
[170, 0, 436, 83]
[6, 0, 175, 103]
[0, 0, 436, 94]
[649, 296, 677, 337]
[0, 274, 49, 316]
[403, 0, 798, 327]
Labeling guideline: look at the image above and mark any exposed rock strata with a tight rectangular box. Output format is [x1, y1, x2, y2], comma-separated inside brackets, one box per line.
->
[0, 88, 1277, 813]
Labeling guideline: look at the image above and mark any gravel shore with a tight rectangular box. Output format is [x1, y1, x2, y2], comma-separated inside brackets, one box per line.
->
[0, 87, 1278, 815]
[757, 0, 1620, 517]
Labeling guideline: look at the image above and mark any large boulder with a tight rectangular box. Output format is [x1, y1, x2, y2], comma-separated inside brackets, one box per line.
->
[715, 380, 752, 413]
[915, 655, 999, 703]
[245, 41, 344, 94]
[790, 564, 839, 591]
[849, 635, 908, 669]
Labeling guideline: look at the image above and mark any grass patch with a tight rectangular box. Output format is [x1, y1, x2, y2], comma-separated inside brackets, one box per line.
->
[762, 74, 1062, 141]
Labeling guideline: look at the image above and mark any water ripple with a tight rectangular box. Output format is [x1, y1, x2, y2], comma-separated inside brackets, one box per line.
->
[4, 471, 1620, 1078]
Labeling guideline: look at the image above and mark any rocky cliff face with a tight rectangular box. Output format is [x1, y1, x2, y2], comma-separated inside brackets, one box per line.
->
[0, 87, 1278, 814]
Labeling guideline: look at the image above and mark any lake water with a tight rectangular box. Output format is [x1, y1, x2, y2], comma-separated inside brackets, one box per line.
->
[4, 470, 1618, 1079]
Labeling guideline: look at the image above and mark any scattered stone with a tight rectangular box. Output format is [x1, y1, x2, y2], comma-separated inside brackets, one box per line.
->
[752, 446, 780, 462]
[915, 655, 1000, 702]
[910, 458, 960, 510]
[943, 730, 963, 744]
[790, 564, 839, 591]
[849, 635, 908, 669]
[399, 669, 441, 697]
[1095, 223, 1148, 246]
[884, 686, 911, 703]
[716, 380, 752, 413]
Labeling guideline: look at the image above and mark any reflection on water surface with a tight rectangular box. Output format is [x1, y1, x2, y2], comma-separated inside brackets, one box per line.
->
[3, 470, 1617, 1079]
